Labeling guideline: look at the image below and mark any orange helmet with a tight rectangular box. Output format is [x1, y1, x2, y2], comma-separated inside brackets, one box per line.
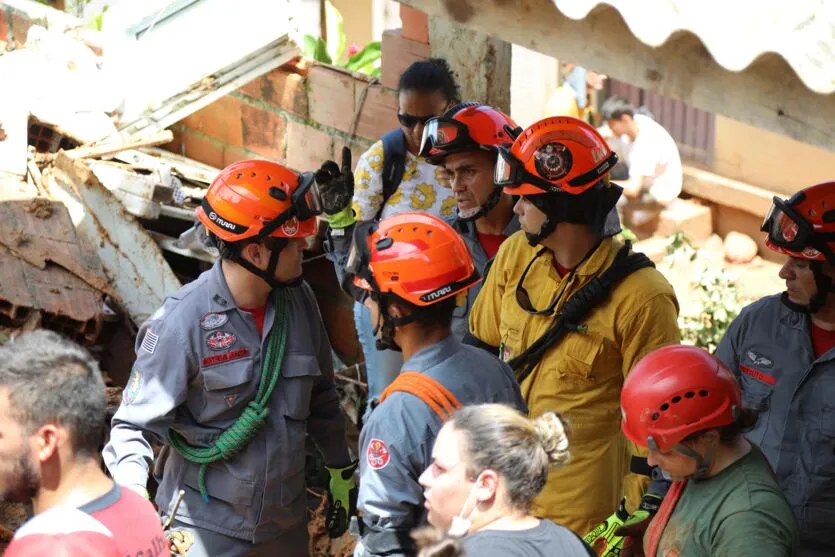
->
[196, 160, 322, 244]
[762, 182, 835, 264]
[495, 116, 617, 196]
[419, 102, 519, 163]
[621, 345, 742, 453]
[344, 212, 480, 306]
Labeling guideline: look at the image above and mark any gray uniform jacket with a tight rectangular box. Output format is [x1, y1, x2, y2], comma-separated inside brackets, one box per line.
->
[103, 260, 351, 543]
[716, 294, 835, 557]
[355, 335, 526, 557]
[443, 214, 520, 340]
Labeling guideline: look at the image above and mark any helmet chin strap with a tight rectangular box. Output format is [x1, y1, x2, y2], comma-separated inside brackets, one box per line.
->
[234, 237, 304, 289]
[372, 296, 424, 351]
[780, 260, 834, 314]
[525, 216, 558, 247]
[674, 442, 717, 480]
[458, 186, 503, 223]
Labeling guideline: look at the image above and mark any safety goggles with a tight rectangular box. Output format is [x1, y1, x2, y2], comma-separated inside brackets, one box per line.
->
[419, 117, 477, 158]
[494, 146, 618, 193]
[258, 172, 323, 238]
[760, 195, 817, 253]
[342, 221, 380, 302]
[398, 113, 435, 129]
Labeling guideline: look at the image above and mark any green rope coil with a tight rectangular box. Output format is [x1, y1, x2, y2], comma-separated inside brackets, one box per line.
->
[168, 289, 289, 502]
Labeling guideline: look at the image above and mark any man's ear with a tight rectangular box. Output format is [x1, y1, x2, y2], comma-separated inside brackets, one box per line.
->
[32, 424, 60, 463]
[388, 301, 405, 320]
[240, 242, 264, 266]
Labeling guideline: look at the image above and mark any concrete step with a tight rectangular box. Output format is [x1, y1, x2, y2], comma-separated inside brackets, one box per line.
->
[656, 198, 713, 243]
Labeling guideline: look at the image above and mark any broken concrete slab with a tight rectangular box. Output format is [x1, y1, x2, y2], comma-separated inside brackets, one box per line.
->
[88, 161, 174, 220]
[0, 187, 108, 343]
[43, 153, 182, 326]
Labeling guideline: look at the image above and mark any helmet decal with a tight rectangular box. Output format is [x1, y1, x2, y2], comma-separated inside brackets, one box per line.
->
[534, 142, 573, 181]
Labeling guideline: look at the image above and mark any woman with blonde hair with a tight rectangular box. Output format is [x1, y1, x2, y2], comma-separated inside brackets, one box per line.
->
[416, 404, 594, 556]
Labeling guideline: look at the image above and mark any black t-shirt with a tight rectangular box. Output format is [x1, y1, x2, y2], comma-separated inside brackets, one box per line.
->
[462, 519, 595, 557]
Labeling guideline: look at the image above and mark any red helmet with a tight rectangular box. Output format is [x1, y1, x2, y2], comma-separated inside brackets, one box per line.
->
[621, 345, 742, 451]
[762, 182, 835, 263]
[495, 116, 617, 196]
[346, 212, 480, 306]
[419, 102, 519, 163]
[196, 160, 321, 243]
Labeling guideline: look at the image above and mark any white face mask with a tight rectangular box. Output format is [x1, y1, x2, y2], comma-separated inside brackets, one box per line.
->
[447, 476, 482, 538]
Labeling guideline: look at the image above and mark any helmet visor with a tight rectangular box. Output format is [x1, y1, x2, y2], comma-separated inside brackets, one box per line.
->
[761, 197, 811, 253]
[494, 147, 516, 186]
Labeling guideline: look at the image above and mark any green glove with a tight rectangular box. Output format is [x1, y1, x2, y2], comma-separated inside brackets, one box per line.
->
[583, 494, 661, 556]
[325, 460, 358, 538]
[315, 147, 356, 229]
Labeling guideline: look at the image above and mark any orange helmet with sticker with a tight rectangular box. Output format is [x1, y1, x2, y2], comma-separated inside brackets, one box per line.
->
[762, 182, 835, 263]
[346, 212, 480, 306]
[196, 160, 322, 243]
[495, 116, 618, 196]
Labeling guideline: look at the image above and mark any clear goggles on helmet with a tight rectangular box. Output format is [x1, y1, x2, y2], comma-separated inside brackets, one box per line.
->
[494, 145, 618, 193]
[341, 221, 379, 303]
[419, 117, 479, 159]
[258, 171, 323, 238]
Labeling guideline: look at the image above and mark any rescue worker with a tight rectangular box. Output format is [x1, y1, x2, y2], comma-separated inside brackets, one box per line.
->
[104, 160, 356, 557]
[417, 102, 521, 339]
[339, 212, 525, 556]
[466, 116, 681, 536]
[620, 345, 798, 556]
[419, 103, 625, 341]
[716, 181, 835, 557]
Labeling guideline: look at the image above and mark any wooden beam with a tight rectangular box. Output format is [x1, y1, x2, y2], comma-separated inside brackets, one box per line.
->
[398, 0, 835, 151]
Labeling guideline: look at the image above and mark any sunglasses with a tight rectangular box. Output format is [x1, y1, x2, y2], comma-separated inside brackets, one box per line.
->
[514, 248, 573, 315]
[398, 113, 436, 129]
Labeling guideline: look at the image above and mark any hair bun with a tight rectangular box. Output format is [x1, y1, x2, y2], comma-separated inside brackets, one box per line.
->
[534, 412, 571, 466]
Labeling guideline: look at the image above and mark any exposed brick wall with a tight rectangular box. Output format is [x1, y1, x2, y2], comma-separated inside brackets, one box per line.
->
[164, 62, 403, 173]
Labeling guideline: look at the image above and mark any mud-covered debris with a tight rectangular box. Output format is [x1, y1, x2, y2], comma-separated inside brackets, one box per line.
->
[23, 197, 52, 219]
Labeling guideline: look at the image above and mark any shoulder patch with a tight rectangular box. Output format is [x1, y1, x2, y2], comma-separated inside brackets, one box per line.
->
[140, 330, 159, 354]
[123, 368, 142, 405]
[366, 438, 391, 471]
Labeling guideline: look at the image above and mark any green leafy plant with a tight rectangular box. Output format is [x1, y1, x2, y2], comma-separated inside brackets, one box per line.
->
[302, 0, 382, 77]
[666, 232, 743, 352]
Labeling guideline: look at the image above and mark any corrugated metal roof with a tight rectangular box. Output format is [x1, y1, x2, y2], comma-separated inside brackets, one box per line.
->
[552, 0, 835, 94]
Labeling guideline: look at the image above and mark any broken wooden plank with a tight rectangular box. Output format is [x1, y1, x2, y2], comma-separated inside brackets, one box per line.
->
[43, 154, 182, 326]
[0, 102, 28, 177]
[60, 130, 174, 161]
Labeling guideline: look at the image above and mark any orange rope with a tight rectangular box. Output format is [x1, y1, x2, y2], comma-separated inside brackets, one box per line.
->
[379, 372, 462, 420]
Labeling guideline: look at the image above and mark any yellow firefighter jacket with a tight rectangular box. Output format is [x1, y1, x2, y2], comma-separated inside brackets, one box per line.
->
[469, 232, 680, 535]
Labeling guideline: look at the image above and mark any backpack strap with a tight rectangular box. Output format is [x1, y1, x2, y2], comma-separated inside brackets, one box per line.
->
[377, 129, 407, 220]
[378, 371, 462, 421]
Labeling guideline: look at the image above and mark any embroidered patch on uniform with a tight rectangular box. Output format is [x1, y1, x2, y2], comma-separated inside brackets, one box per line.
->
[225, 394, 239, 408]
[200, 312, 228, 330]
[141, 330, 159, 354]
[746, 350, 773, 368]
[533, 142, 572, 181]
[367, 438, 391, 471]
[281, 217, 299, 236]
[739, 364, 777, 385]
[206, 331, 237, 351]
[213, 294, 228, 306]
[124, 368, 142, 405]
[202, 348, 250, 368]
